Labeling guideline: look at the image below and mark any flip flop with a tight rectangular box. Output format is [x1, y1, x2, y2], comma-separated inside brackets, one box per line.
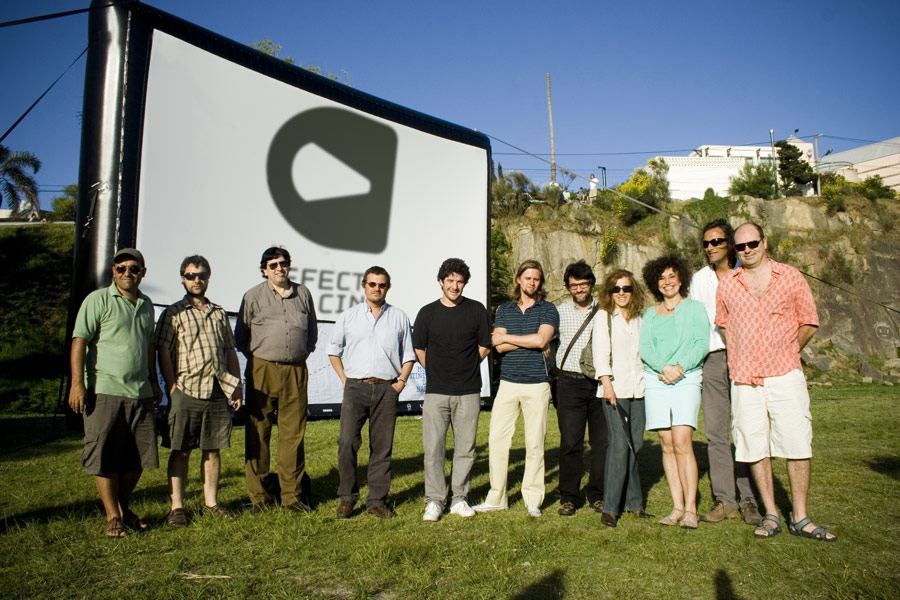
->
[789, 512, 837, 542]
[105, 516, 126, 538]
[122, 510, 149, 532]
[754, 513, 781, 538]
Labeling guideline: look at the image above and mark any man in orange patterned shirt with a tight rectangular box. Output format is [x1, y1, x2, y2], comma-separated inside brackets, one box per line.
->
[715, 223, 836, 542]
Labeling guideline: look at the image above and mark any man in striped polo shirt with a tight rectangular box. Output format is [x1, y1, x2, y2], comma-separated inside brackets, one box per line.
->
[155, 255, 244, 527]
[475, 259, 559, 517]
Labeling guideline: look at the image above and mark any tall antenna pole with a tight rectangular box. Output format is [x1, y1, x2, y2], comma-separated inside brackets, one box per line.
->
[547, 72, 556, 184]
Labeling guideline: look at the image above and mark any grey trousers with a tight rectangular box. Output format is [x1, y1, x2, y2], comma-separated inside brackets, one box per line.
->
[337, 381, 398, 509]
[422, 393, 480, 508]
[702, 350, 755, 507]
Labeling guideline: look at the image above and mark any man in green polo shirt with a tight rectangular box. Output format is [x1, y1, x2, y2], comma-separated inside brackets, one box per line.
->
[70, 248, 162, 538]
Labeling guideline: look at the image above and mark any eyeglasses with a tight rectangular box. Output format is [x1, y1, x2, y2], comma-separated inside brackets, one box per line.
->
[114, 265, 143, 275]
[734, 240, 762, 253]
[182, 272, 210, 281]
[702, 237, 728, 248]
[266, 260, 290, 270]
[365, 281, 388, 289]
[568, 282, 591, 290]
[611, 285, 633, 294]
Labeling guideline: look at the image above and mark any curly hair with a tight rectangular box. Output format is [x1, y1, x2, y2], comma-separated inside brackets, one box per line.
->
[180, 255, 211, 276]
[599, 269, 645, 319]
[511, 259, 546, 302]
[701, 218, 737, 269]
[437, 258, 470, 283]
[563, 260, 596, 288]
[642, 254, 692, 302]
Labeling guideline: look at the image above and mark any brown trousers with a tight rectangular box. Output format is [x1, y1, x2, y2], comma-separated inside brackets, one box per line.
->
[244, 356, 308, 506]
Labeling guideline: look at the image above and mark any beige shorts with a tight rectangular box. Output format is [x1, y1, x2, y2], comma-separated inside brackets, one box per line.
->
[731, 369, 812, 462]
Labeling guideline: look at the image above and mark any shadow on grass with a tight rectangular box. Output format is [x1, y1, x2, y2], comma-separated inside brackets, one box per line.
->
[510, 568, 565, 600]
[867, 456, 900, 480]
[714, 569, 743, 600]
[0, 415, 78, 459]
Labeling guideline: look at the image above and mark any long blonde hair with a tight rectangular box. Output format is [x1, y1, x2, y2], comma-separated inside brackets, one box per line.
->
[511, 259, 546, 303]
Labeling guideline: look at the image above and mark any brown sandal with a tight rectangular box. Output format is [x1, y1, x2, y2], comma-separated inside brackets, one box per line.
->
[105, 516, 126, 538]
[166, 508, 188, 528]
[122, 510, 149, 532]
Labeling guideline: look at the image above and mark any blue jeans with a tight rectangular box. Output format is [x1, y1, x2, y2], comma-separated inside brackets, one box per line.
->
[602, 397, 645, 515]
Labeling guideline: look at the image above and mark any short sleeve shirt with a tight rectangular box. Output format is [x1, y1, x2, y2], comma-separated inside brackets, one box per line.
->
[153, 297, 241, 399]
[413, 298, 491, 395]
[72, 283, 155, 399]
[495, 300, 559, 384]
[715, 260, 818, 385]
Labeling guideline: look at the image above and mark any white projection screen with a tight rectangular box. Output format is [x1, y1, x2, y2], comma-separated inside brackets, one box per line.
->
[73, 4, 491, 416]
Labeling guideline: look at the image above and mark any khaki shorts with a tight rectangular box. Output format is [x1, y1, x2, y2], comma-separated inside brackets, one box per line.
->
[82, 392, 158, 475]
[731, 369, 812, 462]
[167, 385, 233, 451]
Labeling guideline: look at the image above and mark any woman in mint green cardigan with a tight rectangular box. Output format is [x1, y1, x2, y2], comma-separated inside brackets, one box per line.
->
[640, 255, 710, 529]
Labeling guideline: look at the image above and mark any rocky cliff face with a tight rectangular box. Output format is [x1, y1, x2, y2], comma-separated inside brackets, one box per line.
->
[495, 195, 900, 382]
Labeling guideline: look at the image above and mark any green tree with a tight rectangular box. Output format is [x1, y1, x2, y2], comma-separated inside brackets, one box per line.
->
[250, 37, 350, 85]
[0, 144, 41, 212]
[491, 167, 535, 217]
[614, 158, 670, 224]
[728, 161, 777, 200]
[51, 184, 77, 221]
[775, 140, 814, 196]
[856, 175, 896, 201]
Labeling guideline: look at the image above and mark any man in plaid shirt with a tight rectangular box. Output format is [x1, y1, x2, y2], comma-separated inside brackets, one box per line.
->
[155, 255, 243, 527]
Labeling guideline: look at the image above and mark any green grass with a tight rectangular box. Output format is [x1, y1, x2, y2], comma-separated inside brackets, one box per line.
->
[1, 384, 898, 599]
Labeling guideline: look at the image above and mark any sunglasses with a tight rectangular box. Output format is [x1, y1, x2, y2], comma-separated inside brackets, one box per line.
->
[266, 260, 290, 270]
[702, 237, 728, 248]
[114, 265, 143, 275]
[611, 285, 633, 294]
[734, 240, 762, 253]
[365, 282, 388, 289]
[182, 272, 210, 281]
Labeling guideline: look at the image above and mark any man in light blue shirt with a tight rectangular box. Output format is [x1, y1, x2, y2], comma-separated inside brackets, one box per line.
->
[328, 266, 415, 519]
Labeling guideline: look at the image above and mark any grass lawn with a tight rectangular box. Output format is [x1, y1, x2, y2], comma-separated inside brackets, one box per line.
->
[1, 384, 898, 599]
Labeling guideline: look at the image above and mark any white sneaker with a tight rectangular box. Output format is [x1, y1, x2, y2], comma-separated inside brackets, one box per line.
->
[449, 500, 476, 518]
[423, 501, 443, 522]
[526, 505, 542, 518]
[472, 501, 508, 513]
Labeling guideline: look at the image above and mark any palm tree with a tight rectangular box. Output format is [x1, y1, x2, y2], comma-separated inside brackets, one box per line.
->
[0, 144, 41, 212]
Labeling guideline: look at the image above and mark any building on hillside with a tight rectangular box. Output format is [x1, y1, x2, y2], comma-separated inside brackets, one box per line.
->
[660, 135, 815, 201]
[817, 136, 900, 194]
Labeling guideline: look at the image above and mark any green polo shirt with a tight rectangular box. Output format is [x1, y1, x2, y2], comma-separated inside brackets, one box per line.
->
[72, 282, 156, 399]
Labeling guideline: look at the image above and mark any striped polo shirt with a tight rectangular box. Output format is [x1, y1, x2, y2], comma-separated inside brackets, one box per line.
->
[494, 300, 559, 384]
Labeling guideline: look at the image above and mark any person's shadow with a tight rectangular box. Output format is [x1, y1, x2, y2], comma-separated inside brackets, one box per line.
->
[510, 568, 566, 600]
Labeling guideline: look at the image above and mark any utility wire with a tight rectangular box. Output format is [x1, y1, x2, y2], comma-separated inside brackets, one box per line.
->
[0, 3, 121, 29]
[0, 47, 88, 145]
[485, 133, 900, 315]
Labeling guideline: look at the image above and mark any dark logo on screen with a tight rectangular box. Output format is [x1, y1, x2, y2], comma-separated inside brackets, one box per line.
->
[267, 107, 398, 253]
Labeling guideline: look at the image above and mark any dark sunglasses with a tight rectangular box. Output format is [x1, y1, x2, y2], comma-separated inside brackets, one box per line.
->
[365, 282, 388, 289]
[611, 285, 633, 294]
[114, 265, 143, 275]
[182, 272, 210, 281]
[266, 260, 290, 270]
[734, 240, 762, 253]
[702, 237, 728, 248]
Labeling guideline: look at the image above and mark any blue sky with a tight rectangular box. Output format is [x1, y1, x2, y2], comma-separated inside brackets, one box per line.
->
[2, 0, 898, 208]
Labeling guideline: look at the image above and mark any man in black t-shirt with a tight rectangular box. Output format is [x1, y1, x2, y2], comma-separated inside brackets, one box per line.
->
[413, 258, 491, 522]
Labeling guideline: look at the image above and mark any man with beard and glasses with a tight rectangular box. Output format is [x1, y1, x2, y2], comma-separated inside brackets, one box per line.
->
[474, 259, 559, 518]
[155, 255, 243, 527]
[235, 247, 317, 514]
[690, 220, 762, 527]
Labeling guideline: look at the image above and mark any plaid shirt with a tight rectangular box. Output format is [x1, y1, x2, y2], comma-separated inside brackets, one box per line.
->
[556, 299, 599, 373]
[154, 296, 241, 399]
[715, 260, 818, 385]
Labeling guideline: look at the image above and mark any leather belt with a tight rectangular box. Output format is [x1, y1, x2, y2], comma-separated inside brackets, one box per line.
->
[347, 377, 397, 384]
[560, 370, 586, 379]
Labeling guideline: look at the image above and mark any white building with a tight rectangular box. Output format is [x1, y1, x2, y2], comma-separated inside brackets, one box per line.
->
[661, 135, 814, 201]
[818, 136, 900, 194]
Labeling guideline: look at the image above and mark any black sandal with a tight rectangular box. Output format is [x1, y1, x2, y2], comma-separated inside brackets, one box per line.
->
[122, 509, 149, 532]
[754, 513, 781, 538]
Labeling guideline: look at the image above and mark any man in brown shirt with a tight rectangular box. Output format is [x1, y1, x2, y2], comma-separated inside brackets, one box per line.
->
[235, 247, 318, 513]
[155, 255, 243, 527]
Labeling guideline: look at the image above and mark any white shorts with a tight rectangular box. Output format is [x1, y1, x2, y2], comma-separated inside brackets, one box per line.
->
[731, 369, 812, 462]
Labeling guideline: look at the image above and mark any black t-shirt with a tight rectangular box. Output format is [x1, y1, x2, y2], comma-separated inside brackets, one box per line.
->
[413, 297, 491, 395]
